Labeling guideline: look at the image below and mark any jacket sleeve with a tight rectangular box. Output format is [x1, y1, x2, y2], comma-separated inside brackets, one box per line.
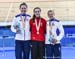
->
[46, 21, 50, 41]
[56, 21, 64, 41]
[11, 17, 17, 33]
[44, 19, 47, 34]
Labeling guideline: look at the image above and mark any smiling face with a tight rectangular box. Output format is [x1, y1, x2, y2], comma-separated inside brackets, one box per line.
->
[20, 5, 27, 14]
[34, 8, 41, 18]
[48, 10, 55, 19]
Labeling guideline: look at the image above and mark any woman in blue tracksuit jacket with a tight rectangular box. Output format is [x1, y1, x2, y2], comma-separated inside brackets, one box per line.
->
[11, 2, 31, 59]
[45, 10, 64, 59]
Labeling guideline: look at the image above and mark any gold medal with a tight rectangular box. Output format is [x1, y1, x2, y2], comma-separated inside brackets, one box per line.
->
[37, 31, 39, 34]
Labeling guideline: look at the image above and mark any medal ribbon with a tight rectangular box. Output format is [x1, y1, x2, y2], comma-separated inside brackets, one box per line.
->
[35, 18, 41, 34]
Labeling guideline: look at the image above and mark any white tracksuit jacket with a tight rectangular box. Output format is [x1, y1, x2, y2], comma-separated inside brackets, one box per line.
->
[45, 18, 64, 44]
[11, 14, 31, 41]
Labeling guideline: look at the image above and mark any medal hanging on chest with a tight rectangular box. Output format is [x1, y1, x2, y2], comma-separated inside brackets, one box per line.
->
[20, 15, 26, 30]
[49, 21, 53, 35]
[35, 18, 41, 34]
[49, 21, 55, 40]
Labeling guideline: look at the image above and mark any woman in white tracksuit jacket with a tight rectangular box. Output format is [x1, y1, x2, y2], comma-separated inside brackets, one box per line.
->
[45, 10, 64, 59]
[11, 2, 31, 59]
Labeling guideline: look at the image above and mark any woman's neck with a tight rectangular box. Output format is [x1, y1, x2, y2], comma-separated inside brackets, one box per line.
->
[21, 12, 26, 15]
[49, 17, 54, 20]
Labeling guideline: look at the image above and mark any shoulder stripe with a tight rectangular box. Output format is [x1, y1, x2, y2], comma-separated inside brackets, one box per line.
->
[15, 14, 31, 18]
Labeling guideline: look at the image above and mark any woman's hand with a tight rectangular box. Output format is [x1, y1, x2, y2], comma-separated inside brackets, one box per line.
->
[52, 39, 58, 44]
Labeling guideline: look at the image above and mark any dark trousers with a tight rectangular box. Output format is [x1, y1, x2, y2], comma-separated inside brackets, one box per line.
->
[15, 40, 30, 59]
[31, 41, 45, 59]
[46, 44, 61, 59]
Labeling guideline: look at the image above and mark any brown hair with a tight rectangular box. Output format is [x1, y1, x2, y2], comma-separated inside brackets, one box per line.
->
[19, 2, 28, 8]
[32, 7, 41, 22]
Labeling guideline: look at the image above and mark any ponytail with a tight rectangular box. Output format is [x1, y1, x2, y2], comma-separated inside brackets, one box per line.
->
[32, 14, 36, 22]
